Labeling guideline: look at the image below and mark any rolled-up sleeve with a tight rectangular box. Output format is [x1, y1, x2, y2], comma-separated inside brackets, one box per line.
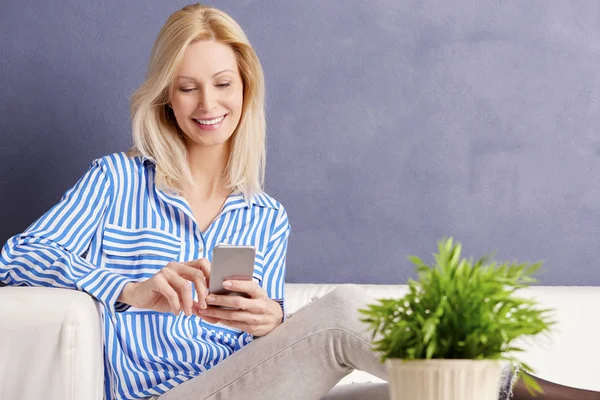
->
[0, 158, 134, 312]
[261, 207, 291, 321]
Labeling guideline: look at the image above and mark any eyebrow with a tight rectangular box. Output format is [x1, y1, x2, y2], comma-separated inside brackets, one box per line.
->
[177, 69, 236, 81]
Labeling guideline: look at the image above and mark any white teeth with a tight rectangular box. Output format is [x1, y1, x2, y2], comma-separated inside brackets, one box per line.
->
[195, 115, 225, 125]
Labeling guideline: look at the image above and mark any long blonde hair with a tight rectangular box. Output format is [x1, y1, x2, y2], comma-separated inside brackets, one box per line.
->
[129, 3, 266, 197]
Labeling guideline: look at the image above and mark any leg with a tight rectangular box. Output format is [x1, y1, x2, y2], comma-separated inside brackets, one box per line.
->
[157, 285, 388, 400]
[321, 383, 389, 400]
[513, 373, 600, 400]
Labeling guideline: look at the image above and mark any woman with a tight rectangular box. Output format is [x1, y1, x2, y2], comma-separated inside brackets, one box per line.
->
[0, 3, 596, 400]
[0, 4, 386, 399]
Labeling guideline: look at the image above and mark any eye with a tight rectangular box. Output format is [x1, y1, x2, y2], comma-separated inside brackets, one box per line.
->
[179, 87, 195, 93]
[216, 82, 231, 88]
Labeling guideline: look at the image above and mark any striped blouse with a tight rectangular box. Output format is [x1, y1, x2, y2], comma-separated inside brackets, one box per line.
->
[0, 152, 291, 400]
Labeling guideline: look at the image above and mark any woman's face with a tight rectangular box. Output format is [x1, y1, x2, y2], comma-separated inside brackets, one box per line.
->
[170, 40, 244, 150]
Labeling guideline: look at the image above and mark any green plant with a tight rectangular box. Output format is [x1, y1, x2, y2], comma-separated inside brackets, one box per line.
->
[359, 238, 555, 395]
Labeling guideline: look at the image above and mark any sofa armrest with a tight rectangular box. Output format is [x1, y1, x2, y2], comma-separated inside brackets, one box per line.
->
[0, 287, 104, 400]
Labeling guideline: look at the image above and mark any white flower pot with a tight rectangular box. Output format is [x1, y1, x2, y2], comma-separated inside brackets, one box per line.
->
[386, 359, 504, 400]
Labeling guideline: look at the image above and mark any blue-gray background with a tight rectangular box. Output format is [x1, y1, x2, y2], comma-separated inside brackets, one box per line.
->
[2, 1, 599, 285]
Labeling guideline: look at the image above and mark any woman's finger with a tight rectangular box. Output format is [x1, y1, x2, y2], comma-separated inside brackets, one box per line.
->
[172, 263, 209, 310]
[200, 315, 221, 324]
[193, 274, 208, 310]
[198, 307, 262, 324]
[222, 280, 267, 299]
[154, 272, 182, 315]
[184, 258, 211, 285]
[213, 319, 253, 332]
[205, 294, 251, 310]
[182, 259, 211, 308]
[162, 267, 193, 316]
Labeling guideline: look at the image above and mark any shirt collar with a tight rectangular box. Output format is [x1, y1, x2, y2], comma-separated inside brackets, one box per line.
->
[224, 192, 277, 211]
[144, 158, 277, 211]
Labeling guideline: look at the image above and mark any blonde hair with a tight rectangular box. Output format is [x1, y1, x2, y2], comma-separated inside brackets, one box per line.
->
[129, 3, 266, 197]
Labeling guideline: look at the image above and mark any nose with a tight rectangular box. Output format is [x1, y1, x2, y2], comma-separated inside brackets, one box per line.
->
[197, 87, 217, 112]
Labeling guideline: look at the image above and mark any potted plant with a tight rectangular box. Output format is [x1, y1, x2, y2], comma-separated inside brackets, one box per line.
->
[360, 238, 554, 400]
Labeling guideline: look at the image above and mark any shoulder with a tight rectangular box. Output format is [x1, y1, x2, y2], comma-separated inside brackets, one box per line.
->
[252, 192, 287, 214]
[94, 152, 147, 175]
[85, 153, 151, 195]
[252, 192, 291, 236]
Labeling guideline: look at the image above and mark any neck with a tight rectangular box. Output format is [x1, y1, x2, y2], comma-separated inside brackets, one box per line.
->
[185, 141, 231, 200]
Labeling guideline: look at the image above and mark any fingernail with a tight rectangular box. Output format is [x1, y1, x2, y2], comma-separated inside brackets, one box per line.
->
[206, 295, 216, 303]
[223, 281, 232, 288]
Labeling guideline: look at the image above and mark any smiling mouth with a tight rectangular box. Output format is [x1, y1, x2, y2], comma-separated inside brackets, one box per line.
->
[193, 114, 227, 126]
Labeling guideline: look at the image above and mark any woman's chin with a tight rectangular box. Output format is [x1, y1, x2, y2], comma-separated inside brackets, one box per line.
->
[184, 134, 233, 150]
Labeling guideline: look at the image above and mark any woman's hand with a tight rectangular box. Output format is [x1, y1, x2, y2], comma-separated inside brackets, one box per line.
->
[118, 259, 211, 316]
[197, 280, 284, 336]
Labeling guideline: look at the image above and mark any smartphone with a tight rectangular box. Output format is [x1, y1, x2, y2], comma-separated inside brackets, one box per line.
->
[208, 244, 256, 303]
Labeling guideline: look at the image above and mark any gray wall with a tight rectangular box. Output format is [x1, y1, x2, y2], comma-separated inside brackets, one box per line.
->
[2, 0, 600, 285]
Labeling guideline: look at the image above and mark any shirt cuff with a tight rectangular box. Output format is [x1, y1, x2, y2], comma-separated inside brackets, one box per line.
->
[273, 298, 287, 322]
[76, 268, 134, 313]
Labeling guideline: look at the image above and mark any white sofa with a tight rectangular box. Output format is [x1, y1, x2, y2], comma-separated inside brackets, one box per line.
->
[0, 284, 599, 399]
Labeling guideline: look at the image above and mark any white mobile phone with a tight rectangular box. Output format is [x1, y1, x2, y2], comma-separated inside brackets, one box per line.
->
[209, 245, 256, 300]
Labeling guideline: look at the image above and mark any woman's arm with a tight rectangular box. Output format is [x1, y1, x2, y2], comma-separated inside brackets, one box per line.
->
[260, 206, 291, 319]
[0, 158, 134, 312]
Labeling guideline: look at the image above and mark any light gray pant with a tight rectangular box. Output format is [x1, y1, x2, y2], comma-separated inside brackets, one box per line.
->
[156, 285, 389, 400]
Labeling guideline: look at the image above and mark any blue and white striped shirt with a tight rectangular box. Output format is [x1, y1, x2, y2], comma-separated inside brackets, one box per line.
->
[0, 153, 291, 400]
